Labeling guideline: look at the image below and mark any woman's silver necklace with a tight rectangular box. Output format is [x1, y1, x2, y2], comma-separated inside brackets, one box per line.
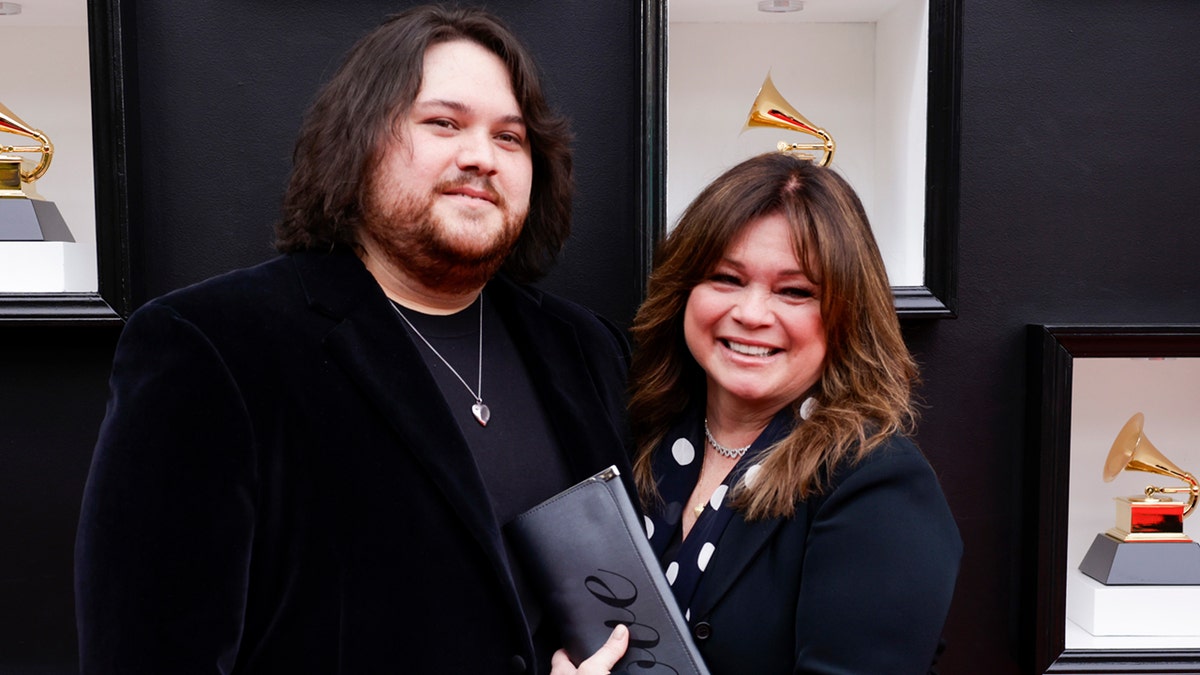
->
[392, 295, 490, 427]
[704, 418, 752, 459]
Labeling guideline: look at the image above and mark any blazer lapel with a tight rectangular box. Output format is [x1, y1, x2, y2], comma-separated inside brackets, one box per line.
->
[292, 251, 507, 572]
[490, 279, 628, 482]
[687, 512, 788, 619]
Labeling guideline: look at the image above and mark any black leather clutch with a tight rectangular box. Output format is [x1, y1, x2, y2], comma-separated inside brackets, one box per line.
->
[506, 465, 710, 675]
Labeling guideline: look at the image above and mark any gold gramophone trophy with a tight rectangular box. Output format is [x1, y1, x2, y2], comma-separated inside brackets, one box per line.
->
[0, 101, 73, 241]
[744, 73, 836, 167]
[1079, 412, 1200, 584]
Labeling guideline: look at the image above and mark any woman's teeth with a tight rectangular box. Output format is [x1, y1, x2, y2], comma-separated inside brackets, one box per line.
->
[724, 340, 775, 357]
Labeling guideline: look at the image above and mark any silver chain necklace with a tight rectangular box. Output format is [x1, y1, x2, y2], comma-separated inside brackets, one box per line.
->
[391, 295, 490, 427]
[704, 418, 752, 459]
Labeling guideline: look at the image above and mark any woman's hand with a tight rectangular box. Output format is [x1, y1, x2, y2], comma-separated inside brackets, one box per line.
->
[549, 624, 629, 675]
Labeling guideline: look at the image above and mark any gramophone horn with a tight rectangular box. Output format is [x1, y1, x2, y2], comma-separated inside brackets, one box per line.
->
[744, 73, 835, 167]
[1103, 412, 1200, 517]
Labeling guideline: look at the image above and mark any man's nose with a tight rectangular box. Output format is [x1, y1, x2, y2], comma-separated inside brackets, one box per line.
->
[456, 131, 498, 175]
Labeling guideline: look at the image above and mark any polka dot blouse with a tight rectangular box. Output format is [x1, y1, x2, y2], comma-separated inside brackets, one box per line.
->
[644, 400, 813, 622]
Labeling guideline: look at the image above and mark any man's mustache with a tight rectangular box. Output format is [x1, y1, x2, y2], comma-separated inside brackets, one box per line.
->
[434, 175, 504, 207]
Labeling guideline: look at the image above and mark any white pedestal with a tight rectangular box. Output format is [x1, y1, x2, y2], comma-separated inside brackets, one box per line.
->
[1068, 569, 1200, 636]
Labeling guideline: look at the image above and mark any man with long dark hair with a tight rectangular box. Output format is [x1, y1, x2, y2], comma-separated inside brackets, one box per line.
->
[76, 7, 632, 672]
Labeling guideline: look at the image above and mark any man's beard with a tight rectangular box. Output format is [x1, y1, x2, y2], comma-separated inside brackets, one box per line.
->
[361, 176, 526, 296]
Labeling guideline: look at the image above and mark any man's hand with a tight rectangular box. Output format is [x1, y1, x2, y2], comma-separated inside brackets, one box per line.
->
[549, 624, 629, 675]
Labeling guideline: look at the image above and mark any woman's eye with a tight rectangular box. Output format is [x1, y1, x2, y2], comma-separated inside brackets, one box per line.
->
[709, 273, 740, 285]
[780, 286, 816, 299]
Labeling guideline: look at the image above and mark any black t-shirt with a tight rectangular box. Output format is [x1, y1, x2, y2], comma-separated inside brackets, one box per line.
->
[393, 292, 570, 522]
[394, 292, 571, 669]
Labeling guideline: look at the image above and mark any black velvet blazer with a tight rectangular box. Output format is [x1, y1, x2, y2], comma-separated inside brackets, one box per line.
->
[75, 249, 634, 674]
[676, 436, 961, 675]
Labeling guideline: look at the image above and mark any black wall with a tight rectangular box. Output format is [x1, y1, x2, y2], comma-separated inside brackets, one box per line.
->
[1, 1, 1198, 672]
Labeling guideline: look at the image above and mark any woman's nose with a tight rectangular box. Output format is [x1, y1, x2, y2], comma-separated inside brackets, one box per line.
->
[730, 288, 773, 327]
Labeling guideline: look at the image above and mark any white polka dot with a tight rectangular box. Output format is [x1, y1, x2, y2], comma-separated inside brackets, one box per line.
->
[644, 516, 655, 540]
[671, 437, 696, 465]
[709, 485, 729, 511]
[697, 542, 716, 571]
[800, 397, 817, 420]
[666, 561, 679, 585]
[743, 464, 763, 489]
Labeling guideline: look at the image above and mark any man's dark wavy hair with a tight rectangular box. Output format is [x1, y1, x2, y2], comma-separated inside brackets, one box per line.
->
[274, 5, 573, 283]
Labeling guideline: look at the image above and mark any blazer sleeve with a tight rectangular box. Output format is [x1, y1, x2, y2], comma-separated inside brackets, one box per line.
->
[76, 302, 256, 674]
[793, 443, 961, 674]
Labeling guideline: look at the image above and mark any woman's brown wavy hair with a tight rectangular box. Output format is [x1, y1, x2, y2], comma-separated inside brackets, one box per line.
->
[274, 5, 573, 283]
[629, 153, 918, 520]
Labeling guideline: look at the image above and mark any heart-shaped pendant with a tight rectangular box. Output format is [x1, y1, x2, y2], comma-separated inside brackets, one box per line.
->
[472, 402, 491, 427]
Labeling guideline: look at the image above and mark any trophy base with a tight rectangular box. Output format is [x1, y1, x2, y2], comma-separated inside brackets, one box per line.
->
[1079, 533, 1200, 585]
[0, 198, 74, 242]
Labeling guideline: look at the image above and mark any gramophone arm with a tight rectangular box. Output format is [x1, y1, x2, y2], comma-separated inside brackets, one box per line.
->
[1145, 474, 1200, 517]
[0, 130, 53, 183]
[0, 104, 55, 183]
[776, 130, 836, 167]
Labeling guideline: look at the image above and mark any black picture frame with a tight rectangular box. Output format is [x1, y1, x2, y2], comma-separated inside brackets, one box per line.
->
[1024, 324, 1200, 673]
[638, 0, 961, 318]
[0, 0, 134, 325]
